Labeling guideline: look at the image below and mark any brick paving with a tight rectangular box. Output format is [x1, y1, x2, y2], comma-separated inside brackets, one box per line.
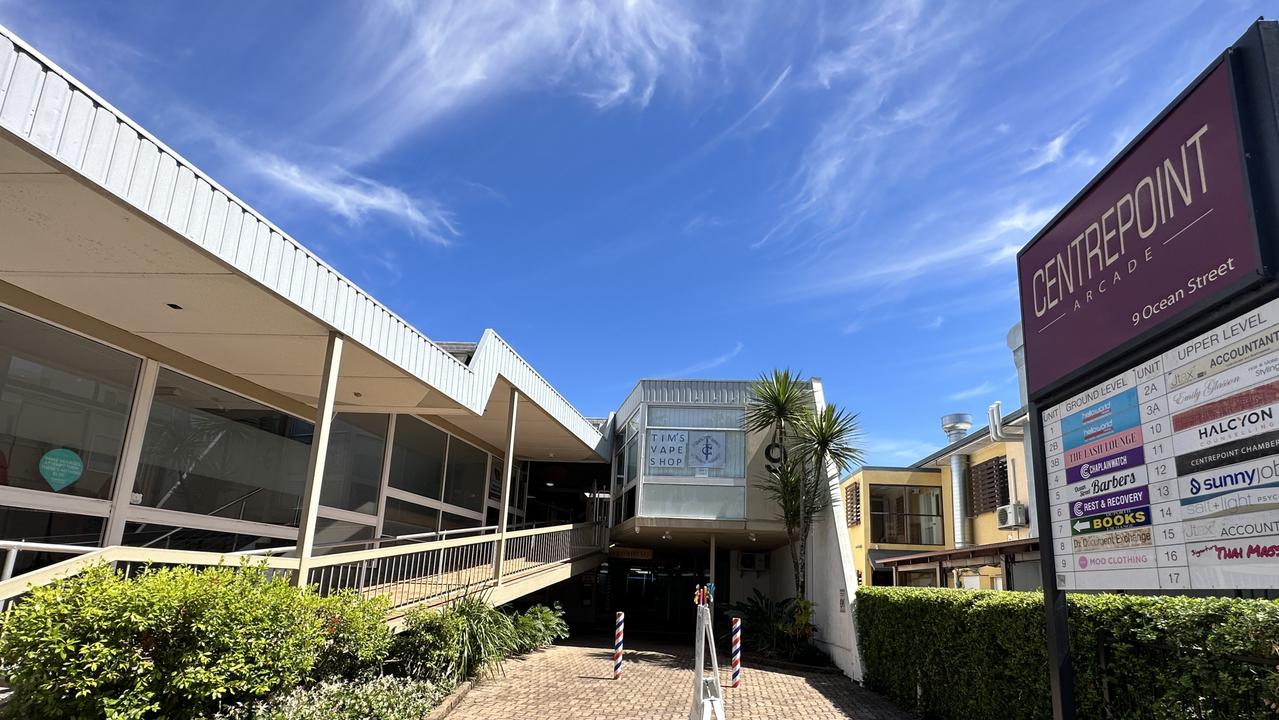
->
[446, 640, 913, 720]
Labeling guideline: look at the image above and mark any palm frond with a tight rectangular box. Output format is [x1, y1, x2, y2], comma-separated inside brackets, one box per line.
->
[744, 369, 814, 437]
[794, 403, 864, 476]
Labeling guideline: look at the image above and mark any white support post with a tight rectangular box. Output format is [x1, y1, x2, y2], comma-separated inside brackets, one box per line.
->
[104, 358, 161, 546]
[493, 389, 519, 584]
[294, 331, 343, 587]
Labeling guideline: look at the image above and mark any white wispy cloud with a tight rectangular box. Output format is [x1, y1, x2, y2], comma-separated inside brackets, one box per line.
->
[758, 1, 981, 249]
[783, 201, 1057, 300]
[248, 153, 459, 245]
[862, 436, 939, 463]
[659, 341, 745, 378]
[947, 380, 998, 402]
[334, 0, 716, 159]
[923, 316, 945, 330]
[180, 116, 459, 244]
[1022, 120, 1085, 172]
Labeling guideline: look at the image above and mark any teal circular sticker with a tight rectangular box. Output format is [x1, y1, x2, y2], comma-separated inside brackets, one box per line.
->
[39, 449, 84, 492]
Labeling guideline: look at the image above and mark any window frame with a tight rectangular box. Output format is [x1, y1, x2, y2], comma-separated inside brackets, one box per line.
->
[867, 483, 944, 546]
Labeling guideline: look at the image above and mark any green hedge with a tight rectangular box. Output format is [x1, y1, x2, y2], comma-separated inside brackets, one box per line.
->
[0, 563, 391, 720]
[856, 587, 1279, 720]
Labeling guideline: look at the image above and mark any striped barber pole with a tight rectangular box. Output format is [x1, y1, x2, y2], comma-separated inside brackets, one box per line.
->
[731, 616, 742, 688]
[613, 611, 625, 679]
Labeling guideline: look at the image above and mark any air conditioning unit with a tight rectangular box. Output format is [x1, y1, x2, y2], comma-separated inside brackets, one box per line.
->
[997, 503, 1029, 530]
[739, 552, 769, 572]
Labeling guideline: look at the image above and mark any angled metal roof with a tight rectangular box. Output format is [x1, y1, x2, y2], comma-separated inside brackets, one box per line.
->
[0, 25, 604, 457]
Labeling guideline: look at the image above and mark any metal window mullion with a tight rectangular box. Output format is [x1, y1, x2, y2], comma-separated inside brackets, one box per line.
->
[436, 435, 451, 532]
[104, 358, 160, 546]
[373, 414, 396, 541]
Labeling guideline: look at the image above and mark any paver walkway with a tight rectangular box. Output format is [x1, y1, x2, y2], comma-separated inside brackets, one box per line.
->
[446, 640, 912, 720]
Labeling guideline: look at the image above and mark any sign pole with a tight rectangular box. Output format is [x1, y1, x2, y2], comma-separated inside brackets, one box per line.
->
[1029, 407, 1075, 720]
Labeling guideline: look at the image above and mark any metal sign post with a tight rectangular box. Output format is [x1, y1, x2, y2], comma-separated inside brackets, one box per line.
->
[689, 584, 725, 720]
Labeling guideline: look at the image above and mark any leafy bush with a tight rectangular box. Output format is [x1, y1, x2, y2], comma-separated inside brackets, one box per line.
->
[391, 605, 464, 685]
[212, 676, 446, 720]
[729, 589, 817, 660]
[0, 562, 391, 720]
[313, 591, 393, 680]
[509, 603, 569, 654]
[856, 587, 1279, 720]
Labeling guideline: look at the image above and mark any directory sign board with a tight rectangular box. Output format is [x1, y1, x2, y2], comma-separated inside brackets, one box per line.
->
[1017, 61, 1261, 397]
[1042, 297, 1279, 590]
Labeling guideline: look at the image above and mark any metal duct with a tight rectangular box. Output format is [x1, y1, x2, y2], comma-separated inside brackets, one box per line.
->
[942, 413, 974, 548]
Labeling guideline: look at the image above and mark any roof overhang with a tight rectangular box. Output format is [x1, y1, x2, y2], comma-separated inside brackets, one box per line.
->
[0, 27, 606, 462]
[877, 538, 1041, 570]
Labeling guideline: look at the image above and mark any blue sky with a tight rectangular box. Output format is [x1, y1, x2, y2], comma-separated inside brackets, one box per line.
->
[0, 1, 1269, 465]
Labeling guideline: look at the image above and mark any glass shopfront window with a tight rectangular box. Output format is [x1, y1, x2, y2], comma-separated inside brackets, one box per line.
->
[121, 521, 290, 553]
[444, 437, 487, 512]
[440, 510, 481, 532]
[0, 507, 104, 575]
[134, 369, 312, 527]
[644, 406, 746, 479]
[388, 416, 446, 500]
[313, 517, 375, 555]
[383, 497, 439, 537]
[320, 413, 388, 515]
[0, 306, 140, 500]
[869, 485, 944, 545]
[641, 484, 745, 519]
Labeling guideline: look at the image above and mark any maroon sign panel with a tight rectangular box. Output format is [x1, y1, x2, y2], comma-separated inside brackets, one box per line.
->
[1018, 62, 1259, 397]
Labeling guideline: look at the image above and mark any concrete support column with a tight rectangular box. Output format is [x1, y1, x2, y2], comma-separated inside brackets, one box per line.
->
[104, 358, 161, 546]
[494, 389, 519, 585]
[294, 332, 343, 587]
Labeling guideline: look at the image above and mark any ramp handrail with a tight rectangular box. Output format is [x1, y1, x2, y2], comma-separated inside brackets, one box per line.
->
[0, 521, 603, 614]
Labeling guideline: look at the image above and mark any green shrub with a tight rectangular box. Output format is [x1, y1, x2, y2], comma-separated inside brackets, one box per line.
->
[313, 591, 393, 680]
[509, 603, 569, 654]
[856, 587, 1279, 720]
[391, 595, 521, 685]
[0, 562, 392, 720]
[729, 589, 816, 660]
[212, 676, 445, 720]
[391, 605, 464, 685]
[451, 595, 516, 680]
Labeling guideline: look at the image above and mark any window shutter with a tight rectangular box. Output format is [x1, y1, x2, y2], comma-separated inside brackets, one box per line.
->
[845, 483, 862, 526]
[967, 456, 1010, 516]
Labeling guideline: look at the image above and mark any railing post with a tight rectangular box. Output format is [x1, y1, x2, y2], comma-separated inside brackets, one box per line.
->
[494, 389, 519, 584]
[1, 548, 17, 581]
[294, 331, 343, 588]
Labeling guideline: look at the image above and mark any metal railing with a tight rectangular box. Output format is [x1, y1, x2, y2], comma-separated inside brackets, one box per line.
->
[304, 521, 602, 613]
[0, 540, 99, 581]
[0, 521, 603, 615]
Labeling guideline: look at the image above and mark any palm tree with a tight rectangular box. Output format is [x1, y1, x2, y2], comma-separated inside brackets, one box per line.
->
[792, 403, 864, 597]
[745, 369, 812, 447]
[748, 371, 864, 598]
[757, 455, 832, 598]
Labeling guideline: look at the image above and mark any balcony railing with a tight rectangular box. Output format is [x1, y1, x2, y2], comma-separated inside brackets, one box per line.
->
[0, 521, 604, 614]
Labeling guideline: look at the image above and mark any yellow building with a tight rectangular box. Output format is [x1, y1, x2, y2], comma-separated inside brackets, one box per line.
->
[841, 408, 1039, 591]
